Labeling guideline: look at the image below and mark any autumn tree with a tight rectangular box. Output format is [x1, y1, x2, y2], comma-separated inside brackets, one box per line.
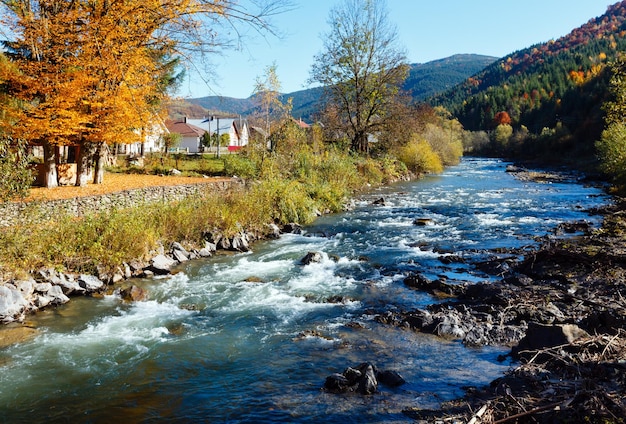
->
[493, 111, 512, 126]
[0, 0, 283, 187]
[309, 0, 408, 153]
[0, 52, 33, 200]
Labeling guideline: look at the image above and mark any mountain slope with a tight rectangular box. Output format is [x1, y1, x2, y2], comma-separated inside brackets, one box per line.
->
[179, 54, 496, 121]
[432, 0, 626, 142]
[404, 54, 496, 100]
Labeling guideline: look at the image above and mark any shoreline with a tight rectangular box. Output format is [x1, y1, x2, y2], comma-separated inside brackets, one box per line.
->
[396, 192, 626, 422]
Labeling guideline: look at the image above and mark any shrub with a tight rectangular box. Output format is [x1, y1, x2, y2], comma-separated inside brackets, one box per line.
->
[396, 137, 444, 174]
[223, 155, 259, 179]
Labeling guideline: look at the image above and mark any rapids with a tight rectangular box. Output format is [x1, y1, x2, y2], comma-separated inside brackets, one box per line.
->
[0, 158, 610, 423]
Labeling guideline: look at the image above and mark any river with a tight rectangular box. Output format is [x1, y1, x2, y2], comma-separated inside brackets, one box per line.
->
[0, 158, 610, 423]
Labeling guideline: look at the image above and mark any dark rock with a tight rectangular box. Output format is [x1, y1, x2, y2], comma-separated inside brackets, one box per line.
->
[512, 322, 589, 358]
[217, 236, 231, 250]
[404, 273, 464, 297]
[413, 218, 433, 226]
[282, 223, 302, 234]
[356, 363, 378, 395]
[377, 370, 405, 387]
[324, 373, 351, 393]
[373, 198, 386, 205]
[301, 251, 323, 265]
[555, 220, 592, 235]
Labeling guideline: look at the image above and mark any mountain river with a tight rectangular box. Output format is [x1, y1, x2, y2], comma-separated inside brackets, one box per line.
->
[0, 158, 611, 423]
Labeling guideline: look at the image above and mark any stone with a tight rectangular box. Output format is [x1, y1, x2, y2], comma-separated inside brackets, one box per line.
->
[56, 274, 84, 295]
[243, 276, 265, 283]
[282, 223, 302, 234]
[111, 272, 125, 284]
[35, 295, 51, 308]
[373, 198, 386, 205]
[123, 263, 132, 279]
[217, 237, 231, 250]
[413, 218, 433, 226]
[148, 254, 177, 275]
[119, 285, 148, 302]
[0, 326, 39, 349]
[0, 285, 29, 323]
[512, 322, 590, 358]
[171, 242, 190, 262]
[377, 370, 406, 388]
[230, 234, 250, 252]
[47, 285, 70, 305]
[356, 363, 378, 395]
[324, 373, 351, 393]
[266, 223, 281, 239]
[78, 274, 105, 292]
[34, 282, 52, 293]
[301, 251, 323, 265]
[16, 280, 35, 297]
[198, 247, 213, 258]
[170, 168, 182, 175]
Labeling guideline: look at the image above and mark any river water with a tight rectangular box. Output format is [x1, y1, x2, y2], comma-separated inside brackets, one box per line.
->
[0, 158, 610, 423]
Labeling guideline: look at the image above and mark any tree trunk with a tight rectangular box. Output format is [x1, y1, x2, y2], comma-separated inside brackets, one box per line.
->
[42, 142, 58, 189]
[75, 141, 96, 187]
[93, 142, 106, 184]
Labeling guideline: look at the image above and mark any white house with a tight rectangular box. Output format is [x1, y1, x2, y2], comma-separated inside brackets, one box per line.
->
[187, 117, 249, 150]
[164, 117, 206, 153]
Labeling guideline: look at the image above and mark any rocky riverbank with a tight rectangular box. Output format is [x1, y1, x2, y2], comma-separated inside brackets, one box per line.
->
[0, 221, 300, 342]
[389, 199, 626, 422]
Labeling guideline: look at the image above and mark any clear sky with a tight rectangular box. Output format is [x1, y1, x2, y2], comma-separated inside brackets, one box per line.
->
[177, 0, 617, 100]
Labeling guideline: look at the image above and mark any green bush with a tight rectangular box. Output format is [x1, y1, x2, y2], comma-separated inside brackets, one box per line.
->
[397, 137, 444, 174]
[223, 154, 259, 179]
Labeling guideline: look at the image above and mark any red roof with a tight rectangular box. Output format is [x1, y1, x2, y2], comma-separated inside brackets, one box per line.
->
[165, 119, 206, 137]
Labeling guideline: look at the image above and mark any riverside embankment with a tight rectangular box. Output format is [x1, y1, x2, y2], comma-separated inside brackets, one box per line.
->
[0, 157, 619, 423]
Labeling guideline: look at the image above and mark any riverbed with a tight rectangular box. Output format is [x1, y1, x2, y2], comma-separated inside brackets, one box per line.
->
[0, 158, 610, 423]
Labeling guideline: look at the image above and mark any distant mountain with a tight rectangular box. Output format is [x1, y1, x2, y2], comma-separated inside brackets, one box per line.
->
[404, 54, 497, 100]
[432, 0, 626, 145]
[175, 54, 496, 121]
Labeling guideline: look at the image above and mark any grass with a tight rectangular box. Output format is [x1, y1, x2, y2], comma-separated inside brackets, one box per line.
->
[0, 147, 410, 281]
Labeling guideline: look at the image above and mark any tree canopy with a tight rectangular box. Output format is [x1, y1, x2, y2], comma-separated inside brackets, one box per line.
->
[309, 0, 408, 153]
[0, 0, 283, 188]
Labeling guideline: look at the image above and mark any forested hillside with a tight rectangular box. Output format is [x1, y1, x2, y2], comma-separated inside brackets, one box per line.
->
[433, 1, 626, 163]
[181, 55, 495, 120]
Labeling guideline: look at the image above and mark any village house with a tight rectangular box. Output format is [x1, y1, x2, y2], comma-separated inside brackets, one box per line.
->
[164, 118, 207, 153]
[186, 117, 249, 151]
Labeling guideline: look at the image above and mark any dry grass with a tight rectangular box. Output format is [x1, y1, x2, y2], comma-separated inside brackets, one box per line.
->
[22, 173, 230, 202]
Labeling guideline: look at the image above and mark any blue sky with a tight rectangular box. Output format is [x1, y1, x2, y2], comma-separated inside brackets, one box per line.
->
[178, 0, 616, 99]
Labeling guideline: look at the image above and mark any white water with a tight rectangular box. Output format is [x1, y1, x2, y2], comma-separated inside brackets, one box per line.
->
[0, 158, 610, 423]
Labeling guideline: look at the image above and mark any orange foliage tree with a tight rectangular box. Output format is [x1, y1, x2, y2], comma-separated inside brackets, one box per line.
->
[0, 0, 282, 188]
[493, 111, 512, 126]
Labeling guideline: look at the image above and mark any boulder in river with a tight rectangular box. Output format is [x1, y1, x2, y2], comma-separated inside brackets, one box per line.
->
[301, 251, 323, 265]
[323, 362, 405, 395]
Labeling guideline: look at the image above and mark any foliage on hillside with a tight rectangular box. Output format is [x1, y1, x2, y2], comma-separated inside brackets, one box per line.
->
[182, 55, 494, 122]
[403, 54, 496, 100]
[433, 1, 626, 164]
